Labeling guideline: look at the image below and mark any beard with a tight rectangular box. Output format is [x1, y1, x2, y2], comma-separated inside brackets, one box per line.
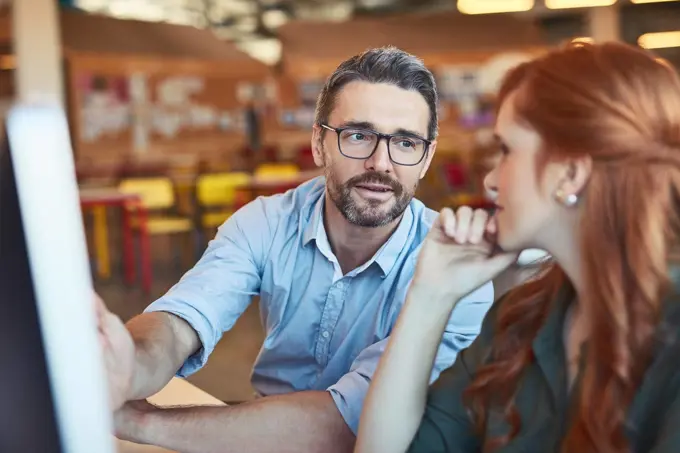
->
[326, 168, 416, 228]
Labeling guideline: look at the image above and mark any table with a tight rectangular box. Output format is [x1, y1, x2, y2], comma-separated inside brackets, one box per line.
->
[116, 378, 225, 453]
[80, 188, 152, 292]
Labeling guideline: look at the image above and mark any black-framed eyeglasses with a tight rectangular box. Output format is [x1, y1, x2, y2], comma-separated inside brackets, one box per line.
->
[320, 123, 431, 166]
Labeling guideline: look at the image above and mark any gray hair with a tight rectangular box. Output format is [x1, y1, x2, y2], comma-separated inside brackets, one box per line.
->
[314, 46, 439, 140]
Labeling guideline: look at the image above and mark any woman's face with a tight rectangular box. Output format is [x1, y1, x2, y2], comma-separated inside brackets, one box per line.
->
[484, 93, 573, 252]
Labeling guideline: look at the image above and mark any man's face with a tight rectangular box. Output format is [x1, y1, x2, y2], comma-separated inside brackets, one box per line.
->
[312, 81, 437, 228]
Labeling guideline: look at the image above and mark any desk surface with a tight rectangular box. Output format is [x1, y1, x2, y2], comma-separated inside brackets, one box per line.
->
[116, 378, 224, 453]
[80, 187, 140, 204]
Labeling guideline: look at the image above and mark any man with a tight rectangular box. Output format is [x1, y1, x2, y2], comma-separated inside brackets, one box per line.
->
[101, 46, 494, 453]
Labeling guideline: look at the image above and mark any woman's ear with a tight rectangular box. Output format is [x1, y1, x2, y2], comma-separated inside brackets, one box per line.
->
[563, 155, 592, 196]
[552, 155, 592, 199]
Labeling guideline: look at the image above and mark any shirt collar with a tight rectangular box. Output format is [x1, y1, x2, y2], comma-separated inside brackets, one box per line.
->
[302, 191, 414, 277]
[302, 195, 324, 247]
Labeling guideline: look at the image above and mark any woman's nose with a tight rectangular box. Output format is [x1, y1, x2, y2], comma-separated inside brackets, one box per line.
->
[483, 170, 498, 200]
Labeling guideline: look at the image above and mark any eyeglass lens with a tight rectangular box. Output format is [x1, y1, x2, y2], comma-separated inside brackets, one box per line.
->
[338, 129, 426, 165]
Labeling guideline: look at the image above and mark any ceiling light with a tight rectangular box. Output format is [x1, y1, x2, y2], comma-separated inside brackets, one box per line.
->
[631, 0, 679, 4]
[236, 38, 282, 66]
[457, 0, 534, 14]
[262, 10, 289, 29]
[638, 31, 680, 49]
[545, 0, 617, 9]
[106, 1, 165, 21]
[571, 36, 595, 43]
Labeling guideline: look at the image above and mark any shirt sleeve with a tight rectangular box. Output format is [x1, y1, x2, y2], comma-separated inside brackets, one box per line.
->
[327, 338, 387, 435]
[144, 198, 273, 377]
[327, 282, 495, 436]
[407, 288, 501, 453]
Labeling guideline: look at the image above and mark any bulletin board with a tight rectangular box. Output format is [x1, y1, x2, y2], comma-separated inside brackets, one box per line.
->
[144, 74, 261, 142]
[65, 54, 272, 165]
[72, 72, 133, 150]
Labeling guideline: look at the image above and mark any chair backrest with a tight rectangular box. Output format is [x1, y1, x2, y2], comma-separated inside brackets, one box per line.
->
[118, 177, 176, 210]
[196, 172, 252, 208]
[254, 163, 299, 180]
[442, 162, 468, 189]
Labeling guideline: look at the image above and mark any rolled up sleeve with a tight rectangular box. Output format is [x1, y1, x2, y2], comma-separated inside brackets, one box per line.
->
[144, 199, 272, 377]
[328, 281, 494, 435]
[328, 339, 387, 435]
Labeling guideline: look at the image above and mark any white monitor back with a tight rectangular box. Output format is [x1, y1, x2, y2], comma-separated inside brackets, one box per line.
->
[0, 104, 115, 453]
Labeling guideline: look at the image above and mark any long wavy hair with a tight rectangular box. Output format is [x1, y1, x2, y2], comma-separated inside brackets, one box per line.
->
[463, 42, 680, 453]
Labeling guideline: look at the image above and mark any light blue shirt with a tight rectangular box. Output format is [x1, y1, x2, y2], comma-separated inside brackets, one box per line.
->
[145, 176, 494, 433]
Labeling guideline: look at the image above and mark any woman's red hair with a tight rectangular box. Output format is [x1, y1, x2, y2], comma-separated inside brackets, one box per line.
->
[464, 42, 680, 453]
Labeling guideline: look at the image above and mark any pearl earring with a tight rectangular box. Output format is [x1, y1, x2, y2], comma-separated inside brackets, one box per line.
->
[554, 188, 579, 207]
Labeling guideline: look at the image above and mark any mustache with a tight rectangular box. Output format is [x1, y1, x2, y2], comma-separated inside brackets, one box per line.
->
[345, 171, 403, 194]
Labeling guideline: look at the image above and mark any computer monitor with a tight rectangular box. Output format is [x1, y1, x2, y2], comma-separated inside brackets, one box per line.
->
[0, 105, 115, 453]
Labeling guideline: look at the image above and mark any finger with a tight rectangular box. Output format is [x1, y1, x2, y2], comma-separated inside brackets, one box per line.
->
[438, 207, 456, 238]
[468, 209, 489, 244]
[454, 206, 473, 244]
[485, 215, 497, 235]
[94, 291, 109, 320]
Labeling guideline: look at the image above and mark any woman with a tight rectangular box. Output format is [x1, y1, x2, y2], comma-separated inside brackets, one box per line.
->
[355, 42, 680, 453]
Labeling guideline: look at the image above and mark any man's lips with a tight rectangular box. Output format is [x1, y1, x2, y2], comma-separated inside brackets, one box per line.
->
[354, 183, 394, 192]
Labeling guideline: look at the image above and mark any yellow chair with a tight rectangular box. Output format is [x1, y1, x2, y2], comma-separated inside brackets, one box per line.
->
[118, 177, 194, 235]
[118, 177, 196, 275]
[254, 163, 300, 180]
[196, 172, 252, 230]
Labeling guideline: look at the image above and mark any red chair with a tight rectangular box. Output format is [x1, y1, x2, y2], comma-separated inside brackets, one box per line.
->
[442, 162, 468, 190]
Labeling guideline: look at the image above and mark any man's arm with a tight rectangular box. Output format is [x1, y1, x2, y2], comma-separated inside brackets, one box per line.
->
[125, 312, 200, 401]
[102, 199, 270, 406]
[116, 391, 354, 453]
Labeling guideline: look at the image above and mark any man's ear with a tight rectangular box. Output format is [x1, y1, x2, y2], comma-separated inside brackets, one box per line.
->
[419, 140, 437, 180]
[311, 124, 325, 168]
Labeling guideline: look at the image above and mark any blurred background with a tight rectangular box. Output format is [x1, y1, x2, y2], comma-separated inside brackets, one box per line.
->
[2, 0, 679, 403]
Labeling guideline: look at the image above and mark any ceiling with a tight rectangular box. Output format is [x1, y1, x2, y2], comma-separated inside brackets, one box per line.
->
[73, 0, 450, 35]
[68, 0, 680, 65]
[70, 0, 456, 63]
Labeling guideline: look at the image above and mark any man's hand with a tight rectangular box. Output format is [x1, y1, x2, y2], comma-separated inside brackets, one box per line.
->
[114, 399, 158, 444]
[95, 293, 135, 411]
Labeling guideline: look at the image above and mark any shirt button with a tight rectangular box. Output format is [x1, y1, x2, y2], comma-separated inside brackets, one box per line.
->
[322, 331, 330, 339]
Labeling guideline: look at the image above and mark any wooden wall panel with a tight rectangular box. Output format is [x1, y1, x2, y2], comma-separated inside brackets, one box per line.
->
[66, 51, 270, 171]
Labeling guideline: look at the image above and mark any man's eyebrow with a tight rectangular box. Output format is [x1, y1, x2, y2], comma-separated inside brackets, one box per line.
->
[394, 128, 428, 139]
[338, 120, 375, 130]
[339, 121, 427, 139]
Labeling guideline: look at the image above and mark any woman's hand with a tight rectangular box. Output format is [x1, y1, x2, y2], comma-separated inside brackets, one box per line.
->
[355, 206, 516, 453]
[413, 206, 518, 304]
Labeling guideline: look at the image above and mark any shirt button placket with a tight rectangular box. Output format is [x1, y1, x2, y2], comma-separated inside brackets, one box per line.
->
[315, 280, 346, 367]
